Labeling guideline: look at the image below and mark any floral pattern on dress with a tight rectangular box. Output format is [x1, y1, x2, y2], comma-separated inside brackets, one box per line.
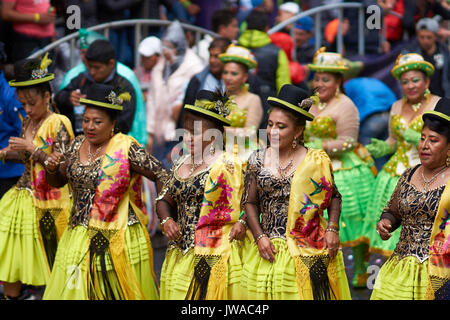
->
[195, 173, 233, 248]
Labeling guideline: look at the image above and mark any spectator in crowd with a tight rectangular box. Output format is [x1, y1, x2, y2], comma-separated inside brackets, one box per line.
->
[238, 9, 291, 129]
[236, 0, 274, 25]
[146, 20, 203, 168]
[378, 0, 405, 53]
[294, 16, 315, 64]
[274, 1, 300, 34]
[194, 9, 239, 65]
[55, 39, 136, 137]
[0, 42, 26, 198]
[136, 36, 162, 102]
[404, 16, 450, 98]
[1, 0, 56, 62]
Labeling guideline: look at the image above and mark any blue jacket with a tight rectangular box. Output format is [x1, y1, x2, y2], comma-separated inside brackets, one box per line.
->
[0, 70, 26, 179]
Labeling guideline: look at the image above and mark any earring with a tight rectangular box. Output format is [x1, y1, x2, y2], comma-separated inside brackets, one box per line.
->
[111, 128, 115, 137]
[447, 154, 450, 167]
[209, 143, 215, 156]
[335, 88, 341, 98]
[424, 88, 430, 100]
[292, 138, 298, 149]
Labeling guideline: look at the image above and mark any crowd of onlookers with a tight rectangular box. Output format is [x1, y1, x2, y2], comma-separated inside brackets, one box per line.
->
[0, 0, 449, 169]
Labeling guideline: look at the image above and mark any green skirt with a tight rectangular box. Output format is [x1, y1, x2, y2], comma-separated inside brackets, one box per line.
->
[160, 240, 244, 300]
[43, 223, 159, 300]
[370, 255, 428, 300]
[0, 187, 50, 285]
[329, 152, 375, 246]
[241, 238, 351, 300]
[361, 169, 401, 256]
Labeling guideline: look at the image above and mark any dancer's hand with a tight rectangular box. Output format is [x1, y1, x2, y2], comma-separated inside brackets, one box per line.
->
[8, 137, 35, 153]
[163, 219, 181, 242]
[257, 235, 276, 263]
[324, 230, 340, 259]
[377, 218, 392, 240]
[229, 222, 246, 241]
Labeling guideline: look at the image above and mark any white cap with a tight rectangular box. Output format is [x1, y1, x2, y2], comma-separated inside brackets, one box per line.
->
[279, 2, 300, 15]
[138, 36, 162, 57]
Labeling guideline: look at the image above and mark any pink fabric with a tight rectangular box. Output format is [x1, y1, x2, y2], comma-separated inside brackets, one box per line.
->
[3, 0, 55, 38]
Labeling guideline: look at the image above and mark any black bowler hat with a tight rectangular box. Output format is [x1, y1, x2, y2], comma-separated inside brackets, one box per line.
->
[80, 83, 130, 111]
[267, 84, 315, 121]
[9, 52, 54, 87]
[423, 97, 450, 124]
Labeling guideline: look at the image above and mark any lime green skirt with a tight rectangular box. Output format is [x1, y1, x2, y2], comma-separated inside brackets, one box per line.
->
[241, 238, 351, 300]
[371, 255, 428, 300]
[332, 161, 375, 246]
[0, 187, 50, 285]
[361, 170, 401, 255]
[43, 223, 159, 300]
[160, 240, 244, 300]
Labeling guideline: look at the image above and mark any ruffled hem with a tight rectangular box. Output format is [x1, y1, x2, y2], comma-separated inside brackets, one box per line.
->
[370, 255, 428, 300]
[43, 224, 159, 300]
[329, 163, 375, 244]
[0, 188, 50, 285]
[361, 170, 401, 255]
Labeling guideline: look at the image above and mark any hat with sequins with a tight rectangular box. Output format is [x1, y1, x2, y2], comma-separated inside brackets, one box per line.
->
[391, 53, 434, 80]
[308, 47, 349, 73]
[9, 52, 54, 87]
[219, 44, 257, 70]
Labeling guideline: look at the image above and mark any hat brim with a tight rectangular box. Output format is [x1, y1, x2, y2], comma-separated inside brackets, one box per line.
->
[80, 98, 123, 111]
[391, 61, 435, 79]
[308, 64, 349, 73]
[422, 110, 450, 123]
[267, 97, 314, 121]
[9, 74, 55, 87]
[219, 54, 257, 69]
[184, 104, 231, 126]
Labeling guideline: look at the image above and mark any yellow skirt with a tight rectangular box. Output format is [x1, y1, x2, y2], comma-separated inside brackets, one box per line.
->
[241, 238, 351, 300]
[160, 240, 244, 300]
[43, 223, 159, 300]
[370, 255, 428, 300]
[0, 187, 50, 285]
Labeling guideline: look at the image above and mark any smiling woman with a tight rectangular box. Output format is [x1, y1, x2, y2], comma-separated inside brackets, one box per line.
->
[41, 83, 168, 300]
[371, 97, 450, 300]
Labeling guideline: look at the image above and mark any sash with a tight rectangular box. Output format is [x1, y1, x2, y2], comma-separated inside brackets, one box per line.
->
[31, 113, 74, 269]
[426, 181, 450, 300]
[286, 149, 343, 300]
[87, 133, 155, 300]
[187, 152, 245, 300]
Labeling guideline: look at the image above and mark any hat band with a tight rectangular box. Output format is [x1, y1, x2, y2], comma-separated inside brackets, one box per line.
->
[9, 74, 55, 87]
[423, 110, 450, 122]
[267, 97, 314, 120]
[79, 98, 123, 111]
[184, 104, 231, 125]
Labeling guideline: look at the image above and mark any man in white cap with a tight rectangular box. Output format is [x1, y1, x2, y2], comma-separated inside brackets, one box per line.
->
[275, 1, 300, 33]
[136, 36, 162, 102]
[405, 16, 450, 98]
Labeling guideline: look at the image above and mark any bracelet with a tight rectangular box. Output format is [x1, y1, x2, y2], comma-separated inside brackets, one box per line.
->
[327, 221, 339, 230]
[0, 150, 6, 160]
[30, 146, 39, 159]
[34, 13, 40, 22]
[160, 216, 173, 227]
[237, 219, 247, 228]
[326, 227, 339, 234]
[255, 233, 267, 243]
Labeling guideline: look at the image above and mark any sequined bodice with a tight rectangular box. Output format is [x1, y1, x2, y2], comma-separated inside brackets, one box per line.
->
[305, 116, 337, 140]
[382, 114, 423, 176]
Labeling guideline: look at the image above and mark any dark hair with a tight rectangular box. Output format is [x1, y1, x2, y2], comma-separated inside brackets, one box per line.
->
[268, 106, 307, 144]
[246, 10, 269, 31]
[183, 109, 225, 135]
[211, 9, 236, 33]
[423, 117, 450, 142]
[209, 37, 232, 53]
[85, 39, 116, 64]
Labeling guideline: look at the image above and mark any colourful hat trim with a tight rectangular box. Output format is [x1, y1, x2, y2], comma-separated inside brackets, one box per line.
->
[391, 53, 434, 79]
[219, 44, 257, 69]
[308, 47, 349, 73]
[267, 96, 315, 121]
[79, 97, 123, 111]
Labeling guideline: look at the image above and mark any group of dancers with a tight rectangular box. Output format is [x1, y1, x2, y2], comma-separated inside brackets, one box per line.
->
[0, 46, 448, 300]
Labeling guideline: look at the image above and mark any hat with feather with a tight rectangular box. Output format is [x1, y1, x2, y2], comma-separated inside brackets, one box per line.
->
[80, 83, 130, 111]
[9, 52, 54, 87]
